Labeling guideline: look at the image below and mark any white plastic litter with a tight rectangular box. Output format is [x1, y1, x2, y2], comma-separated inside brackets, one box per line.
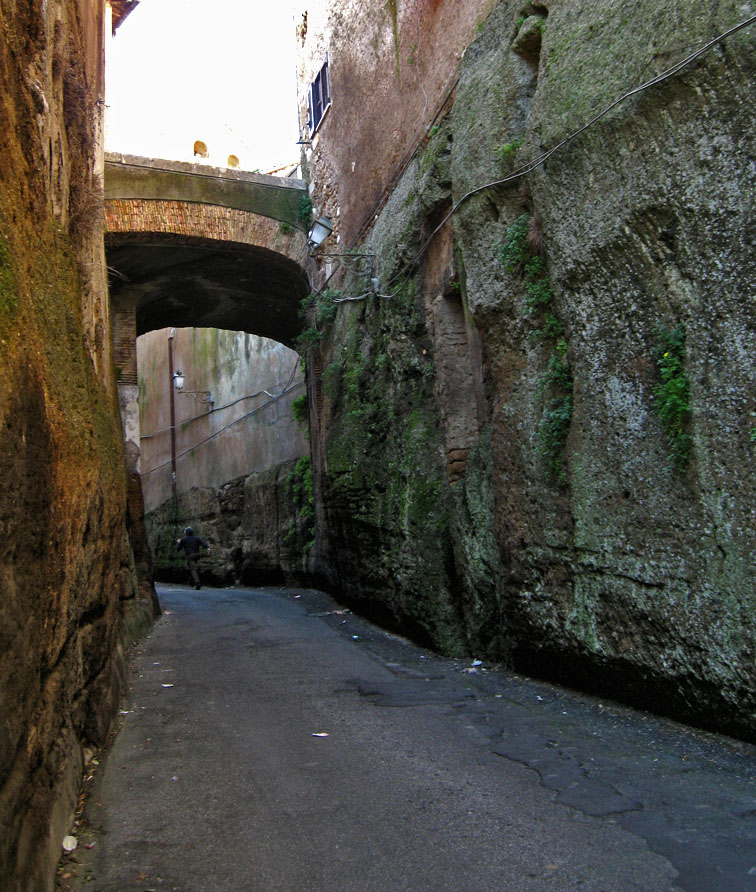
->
[62, 835, 77, 852]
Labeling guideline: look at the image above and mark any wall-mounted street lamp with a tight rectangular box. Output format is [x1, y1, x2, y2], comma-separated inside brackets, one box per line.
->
[307, 215, 334, 251]
[168, 330, 214, 504]
[173, 369, 214, 409]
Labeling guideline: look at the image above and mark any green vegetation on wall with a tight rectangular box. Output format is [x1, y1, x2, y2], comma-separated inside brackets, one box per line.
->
[321, 276, 464, 655]
[500, 213, 572, 484]
[0, 238, 18, 323]
[291, 393, 309, 429]
[287, 455, 315, 554]
[298, 193, 314, 229]
[535, 343, 573, 485]
[496, 137, 523, 170]
[652, 323, 692, 471]
[295, 289, 343, 355]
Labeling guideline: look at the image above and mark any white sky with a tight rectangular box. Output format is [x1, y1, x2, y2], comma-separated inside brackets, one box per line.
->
[105, 0, 300, 173]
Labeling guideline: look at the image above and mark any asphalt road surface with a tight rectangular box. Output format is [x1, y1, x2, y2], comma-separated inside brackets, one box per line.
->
[72, 584, 756, 892]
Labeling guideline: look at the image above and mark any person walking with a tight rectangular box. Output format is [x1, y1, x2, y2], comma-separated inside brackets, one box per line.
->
[176, 526, 211, 589]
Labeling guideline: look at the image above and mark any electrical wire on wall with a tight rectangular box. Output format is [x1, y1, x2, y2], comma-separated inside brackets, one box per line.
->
[139, 359, 304, 477]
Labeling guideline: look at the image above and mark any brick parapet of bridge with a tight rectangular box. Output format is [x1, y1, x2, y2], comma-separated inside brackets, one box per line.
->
[112, 301, 137, 385]
[105, 198, 308, 265]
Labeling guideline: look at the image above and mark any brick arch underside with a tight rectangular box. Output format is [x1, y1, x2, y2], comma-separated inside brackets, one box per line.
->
[105, 204, 310, 348]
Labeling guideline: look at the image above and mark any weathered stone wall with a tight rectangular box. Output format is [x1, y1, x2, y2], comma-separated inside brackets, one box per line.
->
[137, 327, 310, 586]
[298, 0, 756, 738]
[0, 2, 156, 889]
[138, 327, 308, 512]
[450, 0, 756, 737]
[144, 457, 314, 588]
[295, 0, 497, 246]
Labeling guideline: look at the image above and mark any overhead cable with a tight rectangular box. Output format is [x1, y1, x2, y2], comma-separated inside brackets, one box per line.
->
[311, 13, 755, 305]
[386, 13, 756, 288]
[139, 379, 305, 477]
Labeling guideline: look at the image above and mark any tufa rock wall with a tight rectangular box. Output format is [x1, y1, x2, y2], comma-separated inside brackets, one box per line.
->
[303, 0, 756, 738]
[144, 458, 314, 588]
[0, 1, 157, 889]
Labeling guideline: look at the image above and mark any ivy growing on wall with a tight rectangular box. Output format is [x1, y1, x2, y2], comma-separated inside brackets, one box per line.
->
[500, 212, 572, 485]
[295, 288, 342, 354]
[291, 393, 309, 430]
[286, 455, 315, 555]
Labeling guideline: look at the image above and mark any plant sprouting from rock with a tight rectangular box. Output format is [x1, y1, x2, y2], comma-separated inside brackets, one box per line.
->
[298, 193, 314, 228]
[652, 323, 692, 472]
[500, 212, 572, 484]
[535, 341, 573, 485]
[291, 393, 309, 430]
[499, 213, 555, 316]
[295, 326, 322, 352]
[496, 138, 522, 170]
[287, 456, 315, 555]
[500, 213, 529, 272]
[295, 289, 342, 354]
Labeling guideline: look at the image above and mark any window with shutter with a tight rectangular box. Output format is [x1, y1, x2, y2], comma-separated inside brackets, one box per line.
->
[308, 57, 331, 135]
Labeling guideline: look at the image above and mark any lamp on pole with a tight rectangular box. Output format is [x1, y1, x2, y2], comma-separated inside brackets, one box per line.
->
[173, 371, 213, 410]
[167, 328, 178, 499]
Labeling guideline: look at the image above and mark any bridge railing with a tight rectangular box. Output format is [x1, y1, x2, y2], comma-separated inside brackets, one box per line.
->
[104, 153, 308, 230]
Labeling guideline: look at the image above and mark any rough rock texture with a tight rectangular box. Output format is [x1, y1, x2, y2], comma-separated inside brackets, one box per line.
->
[450, 0, 756, 738]
[0, 2, 157, 889]
[309, 129, 505, 656]
[144, 458, 314, 587]
[303, 0, 756, 738]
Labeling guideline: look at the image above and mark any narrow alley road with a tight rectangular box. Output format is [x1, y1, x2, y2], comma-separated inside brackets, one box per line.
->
[79, 585, 756, 892]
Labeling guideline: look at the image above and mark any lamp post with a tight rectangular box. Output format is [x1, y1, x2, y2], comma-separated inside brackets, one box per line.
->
[167, 329, 178, 499]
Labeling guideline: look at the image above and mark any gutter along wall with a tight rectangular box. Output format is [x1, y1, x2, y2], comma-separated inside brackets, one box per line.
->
[295, 0, 756, 739]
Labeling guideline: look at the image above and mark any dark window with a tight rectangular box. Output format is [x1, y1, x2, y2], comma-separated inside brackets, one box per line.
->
[308, 57, 331, 135]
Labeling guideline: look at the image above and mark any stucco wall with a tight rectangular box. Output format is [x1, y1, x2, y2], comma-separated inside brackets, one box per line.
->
[138, 327, 307, 512]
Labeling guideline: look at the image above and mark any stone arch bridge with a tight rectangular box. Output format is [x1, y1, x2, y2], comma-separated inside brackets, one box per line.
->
[104, 152, 312, 465]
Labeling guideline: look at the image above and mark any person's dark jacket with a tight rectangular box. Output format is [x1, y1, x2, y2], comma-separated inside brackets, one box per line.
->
[177, 534, 209, 556]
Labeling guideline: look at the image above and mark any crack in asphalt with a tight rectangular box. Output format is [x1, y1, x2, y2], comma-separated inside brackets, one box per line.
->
[287, 585, 756, 892]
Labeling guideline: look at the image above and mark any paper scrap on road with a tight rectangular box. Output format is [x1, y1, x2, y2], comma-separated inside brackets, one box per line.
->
[312, 732, 330, 737]
[161, 683, 175, 688]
